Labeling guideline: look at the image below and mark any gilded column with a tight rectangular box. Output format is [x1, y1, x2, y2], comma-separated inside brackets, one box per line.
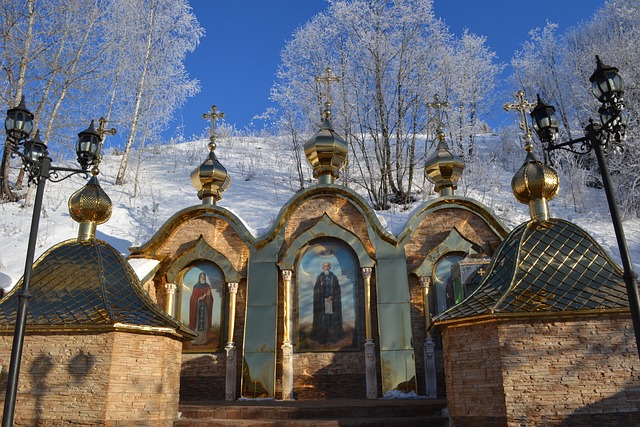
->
[225, 282, 239, 401]
[420, 276, 437, 398]
[164, 283, 177, 317]
[362, 267, 377, 399]
[281, 270, 294, 400]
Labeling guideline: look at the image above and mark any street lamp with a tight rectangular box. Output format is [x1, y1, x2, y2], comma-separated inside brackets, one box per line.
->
[1, 97, 113, 426]
[529, 55, 640, 357]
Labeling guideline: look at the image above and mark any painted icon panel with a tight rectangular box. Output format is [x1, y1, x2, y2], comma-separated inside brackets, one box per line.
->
[297, 240, 359, 351]
[179, 262, 224, 352]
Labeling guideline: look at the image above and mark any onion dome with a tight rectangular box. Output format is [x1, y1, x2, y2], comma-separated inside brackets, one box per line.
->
[190, 141, 230, 205]
[511, 147, 559, 221]
[0, 238, 195, 341]
[424, 127, 464, 197]
[304, 103, 348, 185]
[434, 219, 627, 325]
[68, 172, 112, 241]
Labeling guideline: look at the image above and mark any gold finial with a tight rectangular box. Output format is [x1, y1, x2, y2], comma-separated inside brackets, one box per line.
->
[426, 94, 449, 140]
[202, 105, 225, 151]
[505, 92, 559, 221]
[424, 95, 464, 197]
[504, 90, 536, 151]
[68, 175, 113, 241]
[315, 67, 342, 118]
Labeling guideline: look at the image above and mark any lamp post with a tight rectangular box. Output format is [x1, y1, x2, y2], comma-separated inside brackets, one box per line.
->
[529, 55, 640, 357]
[1, 97, 112, 426]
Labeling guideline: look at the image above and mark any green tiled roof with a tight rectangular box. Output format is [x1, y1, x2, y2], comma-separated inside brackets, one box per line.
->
[0, 239, 195, 339]
[435, 219, 627, 322]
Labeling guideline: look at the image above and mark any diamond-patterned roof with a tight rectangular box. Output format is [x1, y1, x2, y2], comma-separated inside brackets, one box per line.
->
[0, 239, 195, 339]
[435, 219, 628, 322]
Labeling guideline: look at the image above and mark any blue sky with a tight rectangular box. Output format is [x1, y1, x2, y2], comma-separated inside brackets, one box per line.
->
[171, 0, 606, 138]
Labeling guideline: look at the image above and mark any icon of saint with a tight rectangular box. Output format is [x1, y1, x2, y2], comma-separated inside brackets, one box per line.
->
[311, 262, 345, 344]
[189, 272, 213, 345]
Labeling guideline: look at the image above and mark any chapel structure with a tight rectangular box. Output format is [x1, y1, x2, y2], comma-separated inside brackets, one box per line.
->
[0, 84, 638, 426]
[124, 87, 509, 403]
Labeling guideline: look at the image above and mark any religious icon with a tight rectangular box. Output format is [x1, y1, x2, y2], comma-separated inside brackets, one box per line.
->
[297, 241, 359, 351]
[190, 272, 214, 345]
[179, 262, 224, 352]
[311, 262, 346, 344]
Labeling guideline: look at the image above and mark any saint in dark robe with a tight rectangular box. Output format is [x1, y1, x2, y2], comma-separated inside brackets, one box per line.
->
[189, 272, 213, 345]
[311, 262, 345, 344]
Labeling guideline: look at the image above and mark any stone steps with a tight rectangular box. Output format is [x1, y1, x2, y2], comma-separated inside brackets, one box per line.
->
[175, 399, 449, 426]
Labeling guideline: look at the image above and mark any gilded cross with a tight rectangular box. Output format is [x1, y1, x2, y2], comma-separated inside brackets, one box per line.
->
[477, 267, 486, 277]
[97, 117, 117, 140]
[202, 105, 225, 150]
[426, 94, 449, 133]
[315, 67, 341, 107]
[504, 90, 536, 150]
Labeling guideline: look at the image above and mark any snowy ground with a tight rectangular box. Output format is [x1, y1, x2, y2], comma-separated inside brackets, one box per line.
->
[0, 133, 638, 291]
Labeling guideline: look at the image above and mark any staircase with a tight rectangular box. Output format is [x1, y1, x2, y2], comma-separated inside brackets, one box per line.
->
[175, 399, 449, 426]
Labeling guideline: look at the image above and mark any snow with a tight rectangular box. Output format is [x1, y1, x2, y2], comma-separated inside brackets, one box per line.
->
[127, 258, 160, 282]
[0, 133, 639, 291]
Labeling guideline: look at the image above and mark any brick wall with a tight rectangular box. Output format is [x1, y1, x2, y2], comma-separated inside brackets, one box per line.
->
[155, 216, 249, 274]
[0, 330, 183, 426]
[404, 208, 502, 271]
[293, 352, 366, 399]
[441, 314, 640, 426]
[180, 353, 226, 401]
[281, 195, 375, 257]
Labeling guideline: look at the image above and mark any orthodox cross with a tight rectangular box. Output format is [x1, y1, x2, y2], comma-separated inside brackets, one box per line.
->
[97, 117, 117, 140]
[504, 90, 536, 150]
[90, 117, 116, 171]
[315, 67, 341, 108]
[202, 105, 225, 150]
[426, 94, 449, 132]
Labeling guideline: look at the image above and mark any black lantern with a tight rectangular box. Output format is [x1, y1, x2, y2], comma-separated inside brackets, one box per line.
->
[530, 94, 559, 144]
[590, 55, 624, 104]
[4, 96, 34, 142]
[76, 120, 101, 170]
[23, 130, 48, 163]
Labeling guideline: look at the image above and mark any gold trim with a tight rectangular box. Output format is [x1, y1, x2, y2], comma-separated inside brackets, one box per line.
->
[435, 307, 631, 329]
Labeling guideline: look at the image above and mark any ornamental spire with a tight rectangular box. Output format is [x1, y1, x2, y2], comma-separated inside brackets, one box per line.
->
[304, 68, 348, 185]
[191, 104, 230, 205]
[424, 95, 464, 197]
[505, 91, 559, 221]
[68, 118, 116, 242]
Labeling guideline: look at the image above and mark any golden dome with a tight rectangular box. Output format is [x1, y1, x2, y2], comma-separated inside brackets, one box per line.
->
[424, 131, 465, 197]
[68, 175, 112, 241]
[304, 106, 348, 185]
[190, 143, 230, 205]
[511, 150, 559, 220]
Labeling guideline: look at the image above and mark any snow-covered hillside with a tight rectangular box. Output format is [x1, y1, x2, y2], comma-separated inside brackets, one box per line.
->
[0, 133, 638, 291]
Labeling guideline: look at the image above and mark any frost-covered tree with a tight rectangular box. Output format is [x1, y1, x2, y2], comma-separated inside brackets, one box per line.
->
[510, 0, 640, 216]
[0, 0, 110, 200]
[109, 0, 202, 185]
[445, 30, 503, 158]
[0, 0, 202, 200]
[273, 0, 499, 208]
